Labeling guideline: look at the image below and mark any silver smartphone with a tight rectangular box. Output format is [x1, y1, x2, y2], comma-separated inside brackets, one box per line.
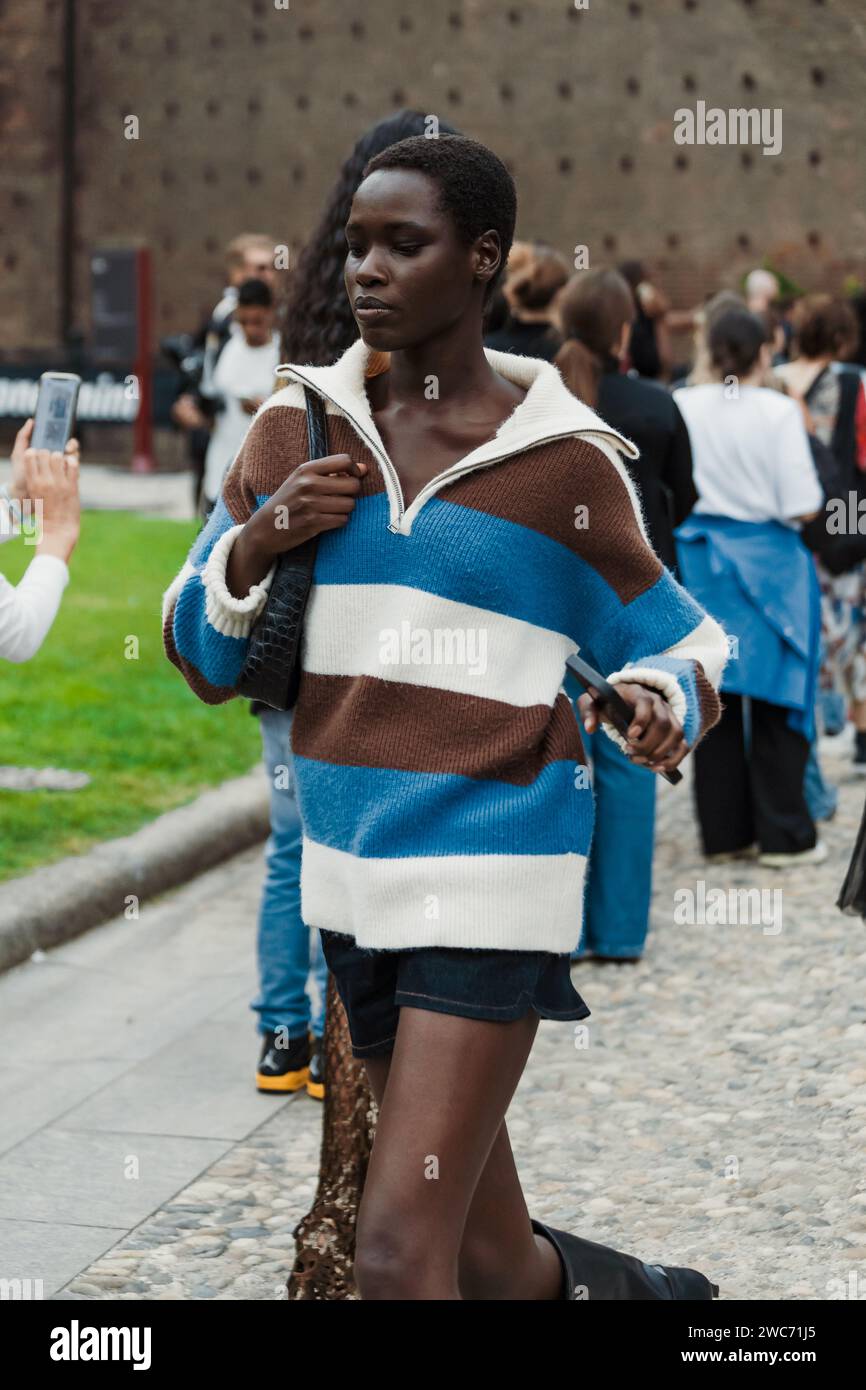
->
[30, 372, 81, 452]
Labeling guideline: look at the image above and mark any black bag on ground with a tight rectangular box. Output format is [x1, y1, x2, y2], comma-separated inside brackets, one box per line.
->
[838, 793, 866, 917]
[234, 388, 328, 711]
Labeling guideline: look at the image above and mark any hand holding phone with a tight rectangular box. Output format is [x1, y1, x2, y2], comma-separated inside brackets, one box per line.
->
[31, 372, 81, 453]
[566, 652, 684, 786]
[23, 444, 81, 563]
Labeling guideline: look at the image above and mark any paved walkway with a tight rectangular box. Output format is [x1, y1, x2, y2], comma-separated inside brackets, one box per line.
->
[2, 735, 864, 1302]
[0, 458, 195, 522]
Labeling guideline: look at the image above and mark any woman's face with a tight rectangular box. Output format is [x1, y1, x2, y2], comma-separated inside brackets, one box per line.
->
[344, 168, 497, 351]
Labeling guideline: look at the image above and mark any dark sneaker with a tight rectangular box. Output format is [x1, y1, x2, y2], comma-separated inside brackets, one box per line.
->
[306, 1032, 325, 1101]
[758, 840, 827, 869]
[854, 731, 866, 775]
[256, 1029, 310, 1094]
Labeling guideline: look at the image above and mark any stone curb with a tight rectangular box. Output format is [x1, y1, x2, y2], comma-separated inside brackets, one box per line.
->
[0, 768, 270, 972]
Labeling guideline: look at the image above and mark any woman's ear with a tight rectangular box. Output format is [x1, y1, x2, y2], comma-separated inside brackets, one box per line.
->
[474, 231, 503, 289]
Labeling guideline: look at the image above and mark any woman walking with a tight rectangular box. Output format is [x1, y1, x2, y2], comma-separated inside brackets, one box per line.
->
[259, 108, 461, 1295]
[165, 134, 727, 1300]
[674, 307, 825, 867]
[554, 268, 697, 962]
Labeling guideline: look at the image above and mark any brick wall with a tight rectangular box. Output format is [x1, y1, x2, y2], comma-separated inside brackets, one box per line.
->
[0, 0, 67, 349]
[2, 0, 865, 352]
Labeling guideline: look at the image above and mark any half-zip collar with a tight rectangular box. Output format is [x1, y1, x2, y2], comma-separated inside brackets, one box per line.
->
[275, 337, 640, 537]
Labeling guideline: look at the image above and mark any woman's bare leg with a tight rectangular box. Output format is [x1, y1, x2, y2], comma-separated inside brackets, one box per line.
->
[356, 1008, 563, 1300]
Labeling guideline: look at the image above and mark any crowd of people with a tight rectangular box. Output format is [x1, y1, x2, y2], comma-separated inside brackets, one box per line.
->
[478, 245, 865, 958]
[4, 109, 866, 1301]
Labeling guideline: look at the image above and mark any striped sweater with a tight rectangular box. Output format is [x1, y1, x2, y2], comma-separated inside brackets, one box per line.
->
[163, 338, 727, 953]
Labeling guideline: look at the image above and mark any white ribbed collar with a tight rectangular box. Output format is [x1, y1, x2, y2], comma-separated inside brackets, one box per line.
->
[273, 336, 639, 535]
[276, 336, 637, 459]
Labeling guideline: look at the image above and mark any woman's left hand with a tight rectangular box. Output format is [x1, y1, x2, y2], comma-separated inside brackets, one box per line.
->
[11, 418, 80, 502]
[578, 682, 688, 774]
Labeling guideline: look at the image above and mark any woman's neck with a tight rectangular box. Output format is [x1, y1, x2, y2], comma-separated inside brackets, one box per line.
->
[510, 308, 552, 325]
[371, 323, 503, 409]
[738, 366, 766, 387]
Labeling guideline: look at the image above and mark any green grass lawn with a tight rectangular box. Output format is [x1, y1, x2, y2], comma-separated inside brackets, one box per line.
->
[0, 511, 261, 882]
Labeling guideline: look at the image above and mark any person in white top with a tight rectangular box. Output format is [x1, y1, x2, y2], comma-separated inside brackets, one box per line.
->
[674, 375, 823, 526]
[0, 418, 80, 663]
[201, 278, 281, 517]
[674, 306, 825, 871]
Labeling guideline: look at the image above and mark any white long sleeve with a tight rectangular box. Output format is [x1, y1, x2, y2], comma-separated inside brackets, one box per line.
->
[0, 554, 69, 663]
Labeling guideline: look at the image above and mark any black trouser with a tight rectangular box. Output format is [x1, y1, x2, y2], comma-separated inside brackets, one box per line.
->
[693, 693, 816, 855]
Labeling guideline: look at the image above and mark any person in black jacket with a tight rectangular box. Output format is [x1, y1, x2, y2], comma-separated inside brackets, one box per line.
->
[555, 267, 697, 962]
[556, 269, 696, 572]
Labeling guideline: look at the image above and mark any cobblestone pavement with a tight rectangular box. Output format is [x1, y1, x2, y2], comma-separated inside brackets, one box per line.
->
[51, 734, 866, 1301]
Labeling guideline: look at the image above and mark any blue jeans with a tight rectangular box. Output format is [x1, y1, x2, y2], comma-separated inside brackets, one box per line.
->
[250, 708, 327, 1039]
[576, 724, 657, 959]
[817, 688, 846, 737]
[804, 741, 838, 822]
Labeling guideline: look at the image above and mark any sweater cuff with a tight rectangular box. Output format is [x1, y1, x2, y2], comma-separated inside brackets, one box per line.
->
[202, 524, 276, 640]
[26, 553, 71, 587]
[600, 666, 689, 755]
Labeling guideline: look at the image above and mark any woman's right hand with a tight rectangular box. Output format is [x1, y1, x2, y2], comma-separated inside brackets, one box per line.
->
[227, 454, 367, 598]
[24, 446, 81, 564]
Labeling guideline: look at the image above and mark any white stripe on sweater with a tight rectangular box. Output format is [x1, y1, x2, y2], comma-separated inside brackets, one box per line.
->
[302, 581, 580, 706]
[300, 836, 588, 953]
[669, 612, 729, 688]
[161, 560, 195, 631]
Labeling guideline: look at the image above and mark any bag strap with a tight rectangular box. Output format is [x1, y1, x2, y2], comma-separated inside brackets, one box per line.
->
[234, 387, 329, 710]
[304, 386, 329, 459]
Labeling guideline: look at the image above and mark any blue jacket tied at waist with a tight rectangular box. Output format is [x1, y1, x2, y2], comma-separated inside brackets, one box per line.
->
[674, 514, 821, 740]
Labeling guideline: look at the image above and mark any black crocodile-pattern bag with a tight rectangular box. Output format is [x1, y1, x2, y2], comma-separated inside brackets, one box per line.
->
[234, 387, 329, 711]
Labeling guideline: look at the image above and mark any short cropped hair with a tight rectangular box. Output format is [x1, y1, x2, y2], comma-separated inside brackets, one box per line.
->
[361, 134, 517, 299]
[236, 277, 274, 308]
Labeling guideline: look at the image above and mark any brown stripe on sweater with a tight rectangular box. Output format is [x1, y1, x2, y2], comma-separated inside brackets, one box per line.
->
[292, 672, 585, 784]
[163, 603, 238, 706]
[222, 404, 384, 523]
[694, 661, 722, 741]
[442, 436, 663, 604]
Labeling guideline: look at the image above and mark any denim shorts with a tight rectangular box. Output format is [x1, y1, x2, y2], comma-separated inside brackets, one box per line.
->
[318, 929, 591, 1058]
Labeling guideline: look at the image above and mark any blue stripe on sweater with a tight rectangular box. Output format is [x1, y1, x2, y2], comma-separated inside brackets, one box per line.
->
[172, 495, 267, 686]
[311, 492, 706, 664]
[293, 755, 594, 859]
[623, 654, 701, 746]
[173, 572, 250, 687]
[189, 495, 240, 568]
[171, 488, 707, 730]
[587, 581, 707, 679]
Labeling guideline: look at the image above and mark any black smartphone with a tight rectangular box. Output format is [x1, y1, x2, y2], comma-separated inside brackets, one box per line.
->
[565, 651, 683, 786]
[30, 372, 81, 453]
